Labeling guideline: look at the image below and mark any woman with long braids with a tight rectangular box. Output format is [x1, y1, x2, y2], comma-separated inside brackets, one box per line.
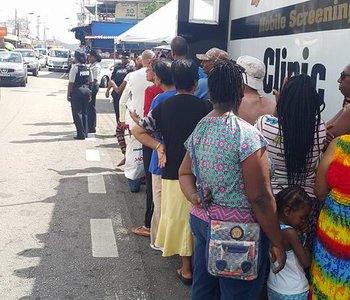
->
[179, 60, 285, 299]
[256, 74, 326, 250]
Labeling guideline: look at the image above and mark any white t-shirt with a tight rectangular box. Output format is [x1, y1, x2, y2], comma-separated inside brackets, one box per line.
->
[119, 67, 152, 126]
[267, 225, 309, 295]
[89, 62, 101, 83]
[255, 115, 326, 198]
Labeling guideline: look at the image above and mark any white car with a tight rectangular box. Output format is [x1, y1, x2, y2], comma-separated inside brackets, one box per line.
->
[34, 48, 48, 68]
[99, 59, 121, 88]
[15, 48, 40, 76]
[47, 48, 71, 72]
[0, 51, 28, 87]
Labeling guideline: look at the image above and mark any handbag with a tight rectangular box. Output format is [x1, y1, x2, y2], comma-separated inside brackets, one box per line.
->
[191, 136, 260, 280]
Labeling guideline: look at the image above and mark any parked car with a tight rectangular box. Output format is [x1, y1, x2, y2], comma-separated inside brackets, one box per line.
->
[0, 51, 28, 87]
[34, 48, 48, 68]
[47, 48, 71, 72]
[15, 48, 40, 76]
[99, 59, 121, 88]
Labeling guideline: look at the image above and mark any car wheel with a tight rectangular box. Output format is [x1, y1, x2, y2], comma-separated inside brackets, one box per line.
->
[20, 79, 26, 87]
[100, 76, 109, 88]
[33, 69, 38, 76]
[48, 68, 52, 71]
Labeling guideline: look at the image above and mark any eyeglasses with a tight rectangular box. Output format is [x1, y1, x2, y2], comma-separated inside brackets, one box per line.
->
[340, 71, 350, 81]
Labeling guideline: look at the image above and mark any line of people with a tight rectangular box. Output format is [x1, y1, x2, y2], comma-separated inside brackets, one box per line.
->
[82, 36, 350, 299]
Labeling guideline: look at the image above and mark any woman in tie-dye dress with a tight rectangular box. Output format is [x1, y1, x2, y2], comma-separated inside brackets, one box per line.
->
[312, 135, 350, 299]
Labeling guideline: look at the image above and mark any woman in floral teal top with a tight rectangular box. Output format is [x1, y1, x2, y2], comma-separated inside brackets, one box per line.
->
[179, 61, 286, 300]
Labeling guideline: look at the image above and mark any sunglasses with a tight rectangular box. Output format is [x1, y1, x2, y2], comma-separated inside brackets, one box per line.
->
[340, 71, 350, 81]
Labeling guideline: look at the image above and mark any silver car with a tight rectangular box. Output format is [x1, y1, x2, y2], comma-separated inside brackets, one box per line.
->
[0, 51, 28, 87]
[15, 49, 40, 76]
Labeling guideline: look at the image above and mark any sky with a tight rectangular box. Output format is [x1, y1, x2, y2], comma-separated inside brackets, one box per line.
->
[0, 0, 87, 44]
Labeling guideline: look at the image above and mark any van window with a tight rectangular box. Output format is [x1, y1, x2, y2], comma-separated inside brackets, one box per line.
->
[189, 0, 220, 24]
[49, 50, 69, 58]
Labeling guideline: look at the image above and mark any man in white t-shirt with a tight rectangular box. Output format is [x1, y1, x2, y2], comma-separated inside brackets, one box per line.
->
[119, 50, 154, 130]
[119, 50, 155, 193]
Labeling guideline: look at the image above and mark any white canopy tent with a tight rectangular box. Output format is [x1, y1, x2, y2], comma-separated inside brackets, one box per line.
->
[117, 0, 213, 44]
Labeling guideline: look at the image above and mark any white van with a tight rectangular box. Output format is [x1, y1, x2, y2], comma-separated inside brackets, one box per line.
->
[47, 48, 71, 72]
[227, 0, 350, 120]
[178, 0, 349, 120]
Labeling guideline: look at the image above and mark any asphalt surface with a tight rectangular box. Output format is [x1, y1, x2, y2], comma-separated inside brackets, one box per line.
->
[0, 70, 191, 300]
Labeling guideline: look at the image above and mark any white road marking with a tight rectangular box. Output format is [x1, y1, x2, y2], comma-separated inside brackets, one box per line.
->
[86, 133, 96, 141]
[88, 174, 106, 194]
[86, 149, 100, 161]
[90, 219, 118, 257]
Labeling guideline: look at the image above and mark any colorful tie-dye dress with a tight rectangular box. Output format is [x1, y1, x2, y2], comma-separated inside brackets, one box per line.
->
[311, 135, 350, 299]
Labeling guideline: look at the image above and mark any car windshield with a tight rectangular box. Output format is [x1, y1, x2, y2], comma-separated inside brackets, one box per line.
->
[100, 60, 113, 68]
[50, 50, 69, 58]
[35, 49, 47, 55]
[0, 52, 22, 63]
[18, 51, 35, 57]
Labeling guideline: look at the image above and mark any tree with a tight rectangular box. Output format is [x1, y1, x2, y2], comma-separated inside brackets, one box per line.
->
[143, 0, 171, 17]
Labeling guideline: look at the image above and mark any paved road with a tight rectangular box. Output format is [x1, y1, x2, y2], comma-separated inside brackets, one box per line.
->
[0, 71, 191, 300]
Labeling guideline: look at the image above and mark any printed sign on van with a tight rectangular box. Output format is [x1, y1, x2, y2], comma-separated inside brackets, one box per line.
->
[231, 0, 350, 40]
[228, 0, 350, 120]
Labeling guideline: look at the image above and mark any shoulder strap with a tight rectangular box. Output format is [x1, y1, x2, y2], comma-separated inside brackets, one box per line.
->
[190, 136, 209, 214]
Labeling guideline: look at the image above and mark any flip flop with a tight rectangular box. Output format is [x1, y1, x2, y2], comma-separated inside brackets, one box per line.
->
[132, 226, 150, 237]
[176, 270, 192, 286]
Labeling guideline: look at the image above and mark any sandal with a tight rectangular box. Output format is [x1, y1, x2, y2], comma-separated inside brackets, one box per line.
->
[132, 226, 150, 237]
[176, 269, 193, 286]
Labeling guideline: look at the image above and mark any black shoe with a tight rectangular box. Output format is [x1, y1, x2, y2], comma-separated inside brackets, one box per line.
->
[74, 136, 85, 140]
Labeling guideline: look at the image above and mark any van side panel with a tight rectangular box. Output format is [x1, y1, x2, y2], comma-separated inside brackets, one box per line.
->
[228, 0, 350, 120]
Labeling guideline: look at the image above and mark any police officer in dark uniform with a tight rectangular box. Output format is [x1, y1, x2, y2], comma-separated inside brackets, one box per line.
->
[67, 50, 92, 140]
[105, 52, 131, 165]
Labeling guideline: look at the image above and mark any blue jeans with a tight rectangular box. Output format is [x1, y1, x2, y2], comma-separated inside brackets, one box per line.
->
[127, 178, 141, 193]
[190, 214, 269, 300]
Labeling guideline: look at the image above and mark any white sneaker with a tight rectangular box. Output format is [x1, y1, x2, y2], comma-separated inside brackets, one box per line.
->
[150, 244, 164, 252]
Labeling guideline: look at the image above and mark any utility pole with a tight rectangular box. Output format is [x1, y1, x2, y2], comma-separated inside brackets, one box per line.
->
[37, 16, 40, 41]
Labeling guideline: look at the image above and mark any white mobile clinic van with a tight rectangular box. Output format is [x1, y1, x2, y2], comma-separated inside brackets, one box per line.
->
[178, 0, 350, 120]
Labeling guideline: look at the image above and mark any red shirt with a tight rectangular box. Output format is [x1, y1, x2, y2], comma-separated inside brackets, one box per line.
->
[144, 85, 163, 116]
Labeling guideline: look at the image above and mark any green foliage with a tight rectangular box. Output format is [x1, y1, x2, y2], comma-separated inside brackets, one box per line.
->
[143, 0, 171, 17]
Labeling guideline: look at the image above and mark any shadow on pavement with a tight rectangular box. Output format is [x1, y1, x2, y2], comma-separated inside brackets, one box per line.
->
[48, 167, 116, 176]
[24, 122, 73, 127]
[13, 170, 191, 300]
[29, 131, 75, 137]
[10, 136, 75, 144]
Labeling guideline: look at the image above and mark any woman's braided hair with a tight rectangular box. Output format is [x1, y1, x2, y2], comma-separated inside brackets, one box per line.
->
[208, 60, 246, 113]
[277, 74, 325, 185]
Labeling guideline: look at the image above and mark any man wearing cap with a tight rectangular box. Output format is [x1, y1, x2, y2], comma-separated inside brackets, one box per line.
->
[237, 55, 275, 125]
[195, 47, 230, 101]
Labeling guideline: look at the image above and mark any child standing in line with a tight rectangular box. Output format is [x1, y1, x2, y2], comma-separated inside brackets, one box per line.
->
[267, 186, 312, 300]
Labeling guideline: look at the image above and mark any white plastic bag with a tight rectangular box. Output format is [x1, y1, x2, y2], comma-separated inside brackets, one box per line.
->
[124, 135, 144, 180]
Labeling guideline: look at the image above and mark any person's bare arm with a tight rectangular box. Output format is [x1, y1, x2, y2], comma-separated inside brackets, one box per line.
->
[315, 138, 337, 202]
[284, 229, 311, 268]
[327, 108, 350, 139]
[67, 82, 73, 101]
[131, 125, 166, 167]
[116, 80, 127, 95]
[242, 148, 286, 273]
[105, 80, 117, 97]
[327, 108, 343, 126]
[179, 151, 211, 207]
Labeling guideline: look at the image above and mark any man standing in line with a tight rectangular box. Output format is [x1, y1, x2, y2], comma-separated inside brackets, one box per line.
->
[170, 36, 209, 100]
[119, 50, 155, 193]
